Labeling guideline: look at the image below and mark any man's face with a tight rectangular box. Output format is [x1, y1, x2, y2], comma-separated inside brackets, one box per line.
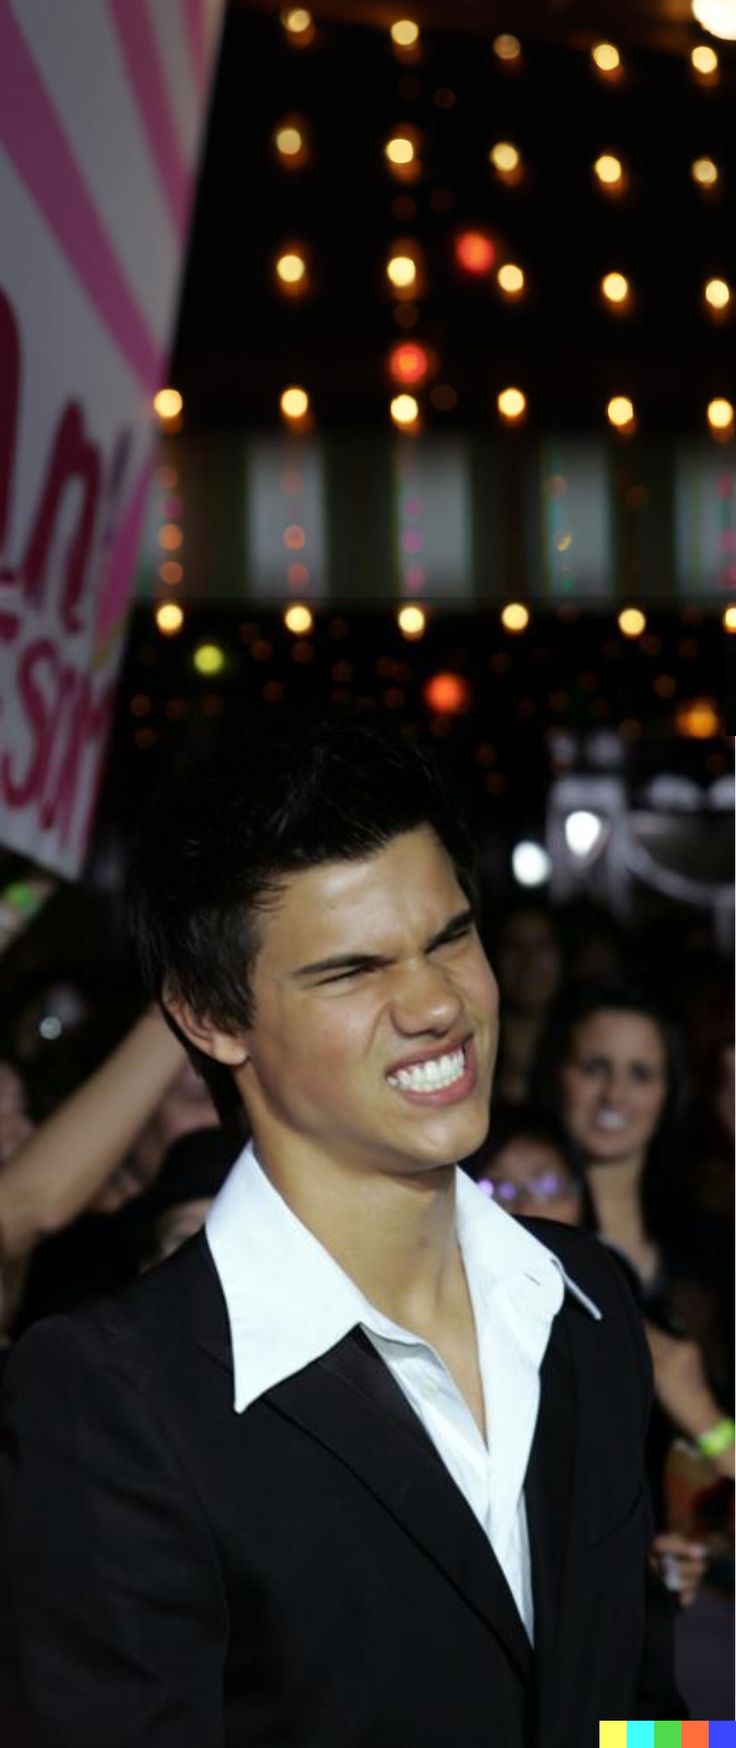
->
[237, 826, 498, 1182]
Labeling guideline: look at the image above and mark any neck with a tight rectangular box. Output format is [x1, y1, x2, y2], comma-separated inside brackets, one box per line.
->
[254, 1135, 461, 1328]
[585, 1152, 647, 1238]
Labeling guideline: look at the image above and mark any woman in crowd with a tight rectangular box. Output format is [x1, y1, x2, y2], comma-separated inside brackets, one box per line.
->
[531, 981, 734, 1484]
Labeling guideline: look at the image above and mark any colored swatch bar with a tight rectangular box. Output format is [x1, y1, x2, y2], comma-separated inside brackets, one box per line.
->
[600, 1726, 735, 1748]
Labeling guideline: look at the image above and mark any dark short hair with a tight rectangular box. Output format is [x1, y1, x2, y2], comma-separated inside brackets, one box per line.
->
[126, 715, 477, 1132]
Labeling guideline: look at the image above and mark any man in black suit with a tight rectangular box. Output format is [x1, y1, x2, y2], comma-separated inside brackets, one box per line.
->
[1, 718, 683, 1746]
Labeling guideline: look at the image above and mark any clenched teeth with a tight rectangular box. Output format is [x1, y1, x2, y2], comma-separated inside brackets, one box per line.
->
[387, 1046, 465, 1093]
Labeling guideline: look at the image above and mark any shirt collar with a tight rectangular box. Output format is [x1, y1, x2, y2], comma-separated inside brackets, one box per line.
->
[205, 1142, 602, 1414]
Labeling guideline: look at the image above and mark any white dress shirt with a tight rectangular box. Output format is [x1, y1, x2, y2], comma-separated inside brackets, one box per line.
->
[206, 1144, 601, 1643]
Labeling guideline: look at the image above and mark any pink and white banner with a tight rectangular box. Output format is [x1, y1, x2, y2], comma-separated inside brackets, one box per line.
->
[0, 0, 224, 876]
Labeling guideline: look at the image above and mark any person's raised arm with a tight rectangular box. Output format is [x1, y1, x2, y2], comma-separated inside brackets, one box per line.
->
[0, 1010, 187, 1262]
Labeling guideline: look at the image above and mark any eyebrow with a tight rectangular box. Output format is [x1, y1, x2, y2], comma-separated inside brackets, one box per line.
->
[294, 906, 475, 979]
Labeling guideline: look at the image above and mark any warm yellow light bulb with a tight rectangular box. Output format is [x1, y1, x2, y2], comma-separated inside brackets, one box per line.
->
[722, 605, 736, 632]
[691, 156, 718, 186]
[387, 254, 417, 288]
[493, 33, 521, 60]
[602, 272, 630, 304]
[391, 19, 419, 47]
[490, 141, 521, 173]
[607, 395, 635, 428]
[280, 386, 309, 419]
[707, 397, 734, 429]
[618, 608, 646, 637]
[592, 42, 621, 70]
[497, 387, 526, 421]
[594, 155, 623, 186]
[281, 9, 312, 34]
[501, 603, 530, 632]
[385, 136, 415, 165]
[692, 43, 719, 71]
[276, 252, 306, 284]
[397, 605, 426, 638]
[284, 603, 314, 634]
[155, 603, 184, 635]
[390, 393, 419, 426]
[705, 278, 731, 309]
[153, 387, 183, 420]
[497, 263, 525, 295]
[275, 126, 303, 157]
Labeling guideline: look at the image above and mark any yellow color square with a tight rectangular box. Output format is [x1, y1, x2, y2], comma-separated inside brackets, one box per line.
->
[600, 1726, 628, 1748]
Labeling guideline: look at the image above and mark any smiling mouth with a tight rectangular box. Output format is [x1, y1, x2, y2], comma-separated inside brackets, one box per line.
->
[388, 1045, 465, 1093]
[385, 1039, 477, 1104]
[593, 1110, 628, 1132]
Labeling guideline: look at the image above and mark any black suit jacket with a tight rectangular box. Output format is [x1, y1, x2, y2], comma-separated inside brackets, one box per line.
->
[0, 1219, 683, 1747]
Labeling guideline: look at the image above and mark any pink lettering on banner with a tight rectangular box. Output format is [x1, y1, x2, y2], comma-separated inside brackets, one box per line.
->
[108, 0, 190, 237]
[1, 638, 115, 851]
[0, 6, 161, 390]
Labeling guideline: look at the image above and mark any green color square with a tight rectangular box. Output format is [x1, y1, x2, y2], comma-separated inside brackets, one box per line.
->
[653, 1724, 681, 1748]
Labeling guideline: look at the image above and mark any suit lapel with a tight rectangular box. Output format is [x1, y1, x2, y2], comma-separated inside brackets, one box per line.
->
[266, 1327, 533, 1682]
[524, 1302, 578, 1731]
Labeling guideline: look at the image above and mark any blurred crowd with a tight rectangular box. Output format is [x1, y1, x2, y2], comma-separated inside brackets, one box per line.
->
[0, 885, 732, 1705]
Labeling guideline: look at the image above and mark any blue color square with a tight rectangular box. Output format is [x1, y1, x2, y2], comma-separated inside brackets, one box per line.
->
[628, 1728, 655, 1748]
[710, 1725, 736, 1748]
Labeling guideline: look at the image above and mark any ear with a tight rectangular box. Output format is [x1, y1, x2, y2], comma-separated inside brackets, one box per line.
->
[165, 995, 249, 1068]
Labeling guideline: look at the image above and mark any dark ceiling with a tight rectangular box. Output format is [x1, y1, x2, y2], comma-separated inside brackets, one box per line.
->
[171, 0, 734, 432]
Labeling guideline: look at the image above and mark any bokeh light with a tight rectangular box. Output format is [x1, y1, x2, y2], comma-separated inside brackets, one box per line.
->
[594, 154, 623, 186]
[497, 387, 527, 422]
[722, 605, 736, 631]
[691, 43, 719, 70]
[280, 386, 310, 420]
[276, 251, 307, 285]
[158, 561, 183, 585]
[275, 125, 304, 159]
[618, 607, 647, 637]
[387, 253, 417, 288]
[607, 395, 635, 429]
[388, 341, 430, 384]
[455, 231, 495, 274]
[281, 8, 312, 34]
[424, 672, 470, 714]
[385, 135, 415, 165]
[490, 141, 521, 174]
[155, 603, 184, 635]
[676, 698, 721, 737]
[501, 602, 530, 632]
[153, 388, 183, 420]
[497, 263, 525, 296]
[707, 397, 734, 430]
[705, 278, 731, 310]
[397, 605, 426, 639]
[284, 603, 314, 635]
[692, 1, 736, 40]
[691, 156, 718, 186]
[390, 393, 420, 426]
[391, 19, 419, 46]
[193, 644, 225, 676]
[159, 523, 183, 550]
[592, 42, 621, 70]
[601, 272, 630, 304]
[493, 34, 521, 60]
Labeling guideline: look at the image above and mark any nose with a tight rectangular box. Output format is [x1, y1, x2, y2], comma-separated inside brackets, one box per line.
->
[389, 956, 463, 1037]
